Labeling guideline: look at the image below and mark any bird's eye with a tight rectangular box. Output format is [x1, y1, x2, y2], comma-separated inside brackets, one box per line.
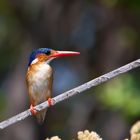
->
[45, 50, 51, 55]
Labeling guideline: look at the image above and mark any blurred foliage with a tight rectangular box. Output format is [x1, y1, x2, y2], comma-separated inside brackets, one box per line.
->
[118, 0, 140, 11]
[101, 0, 140, 11]
[98, 73, 140, 119]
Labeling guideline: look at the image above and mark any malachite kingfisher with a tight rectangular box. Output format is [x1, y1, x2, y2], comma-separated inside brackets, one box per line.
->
[26, 48, 80, 124]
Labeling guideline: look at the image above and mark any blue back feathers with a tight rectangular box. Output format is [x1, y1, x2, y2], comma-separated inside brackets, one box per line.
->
[28, 48, 51, 66]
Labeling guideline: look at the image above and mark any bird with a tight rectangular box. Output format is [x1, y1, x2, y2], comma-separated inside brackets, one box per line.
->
[26, 48, 80, 124]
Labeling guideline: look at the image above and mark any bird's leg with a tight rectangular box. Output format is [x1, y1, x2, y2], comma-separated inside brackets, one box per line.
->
[47, 98, 53, 106]
[30, 104, 37, 116]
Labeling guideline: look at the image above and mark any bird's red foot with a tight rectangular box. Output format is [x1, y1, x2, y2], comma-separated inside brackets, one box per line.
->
[48, 98, 53, 106]
[30, 104, 37, 116]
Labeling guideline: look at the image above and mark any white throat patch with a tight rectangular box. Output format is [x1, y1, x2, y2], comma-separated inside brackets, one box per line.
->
[31, 58, 39, 65]
[46, 58, 54, 64]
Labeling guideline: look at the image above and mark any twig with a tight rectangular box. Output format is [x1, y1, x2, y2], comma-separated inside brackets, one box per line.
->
[0, 59, 140, 130]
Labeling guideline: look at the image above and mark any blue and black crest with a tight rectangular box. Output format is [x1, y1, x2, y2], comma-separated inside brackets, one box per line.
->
[28, 48, 51, 66]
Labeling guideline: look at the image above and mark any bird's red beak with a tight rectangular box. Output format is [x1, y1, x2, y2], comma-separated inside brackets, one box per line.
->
[50, 51, 80, 58]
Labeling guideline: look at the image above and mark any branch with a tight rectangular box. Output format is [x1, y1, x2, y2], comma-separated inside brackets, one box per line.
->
[0, 59, 140, 130]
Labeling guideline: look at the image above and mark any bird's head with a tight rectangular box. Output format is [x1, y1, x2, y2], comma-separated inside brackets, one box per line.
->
[28, 48, 80, 66]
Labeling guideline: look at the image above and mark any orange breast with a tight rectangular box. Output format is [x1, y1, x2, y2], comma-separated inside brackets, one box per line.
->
[26, 62, 53, 105]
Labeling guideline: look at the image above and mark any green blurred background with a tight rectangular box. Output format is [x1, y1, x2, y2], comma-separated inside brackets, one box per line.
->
[0, 0, 140, 140]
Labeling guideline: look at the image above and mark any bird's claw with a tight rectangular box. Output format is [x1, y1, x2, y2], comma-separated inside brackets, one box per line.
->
[30, 104, 37, 116]
[48, 98, 53, 106]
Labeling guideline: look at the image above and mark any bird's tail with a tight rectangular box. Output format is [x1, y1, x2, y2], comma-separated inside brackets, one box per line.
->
[36, 109, 47, 124]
